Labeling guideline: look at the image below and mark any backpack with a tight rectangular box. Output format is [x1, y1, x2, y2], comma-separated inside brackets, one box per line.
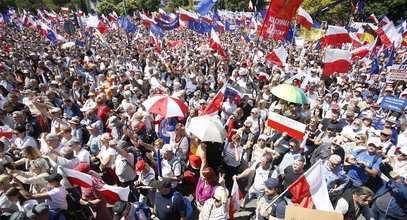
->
[133, 202, 152, 220]
[268, 197, 287, 217]
[170, 158, 185, 179]
[171, 191, 193, 220]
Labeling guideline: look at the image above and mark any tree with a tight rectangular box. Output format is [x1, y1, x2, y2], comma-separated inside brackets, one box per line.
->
[95, 0, 117, 15]
[364, 0, 407, 21]
[301, 0, 351, 23]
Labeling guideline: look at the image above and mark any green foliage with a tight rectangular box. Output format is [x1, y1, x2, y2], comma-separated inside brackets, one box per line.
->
[364, 0, 407, 21]
[302, 0, 351, 23]
[214, 0, 268, 11]
[95, 0, 117, 15]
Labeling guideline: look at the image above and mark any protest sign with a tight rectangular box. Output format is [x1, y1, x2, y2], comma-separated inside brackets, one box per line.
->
[261, 0, 304, 40]
[387, 65, 407, 81]
[285, 206, 343, 220]
[380, 96, 407, 112]
[267, 112, 306, 140]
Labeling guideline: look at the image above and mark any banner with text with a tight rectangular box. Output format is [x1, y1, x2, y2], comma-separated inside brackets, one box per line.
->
[380, 96, 407, 112]
[261, 0, 304, 40]
[387, 65, 407, 81]
[267, 112, 306, 140]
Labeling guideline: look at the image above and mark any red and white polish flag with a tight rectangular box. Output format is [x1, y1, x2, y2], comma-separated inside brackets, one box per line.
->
[0, 126, 13, 139]
[351, 39, 376, 60]
[368, 13, 378, 23]
[60, 167, 130, 205]
[267, 112, 306, 141]
[200, 84, 226, 116]
[149, 31, 162, 54]
[60, 7, 69, 13]
[287, 160, 334, 211]
[322, 25, 352, 47]
[376, 21, 403, 48]
[209, 28, 227, 60]
[266, 46, 288, 67]
[229, 178, 243, 220]
[323, 49, 351, 76]
[296, 7, 313, 29]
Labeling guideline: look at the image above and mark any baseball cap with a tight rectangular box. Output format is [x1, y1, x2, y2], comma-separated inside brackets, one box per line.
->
[135, 160, 147, 174]
[108, 116, 119, 127]
[264, 178, 279, 189]
[66, 139, 81, 146]
[381, 129, 393, 136]
[162, 144, 173, 152]
[112, 201, 129, 220]
[86, 123, 100, 130]
[44, 173, 63, 182]
[150, 178, 172, 189]
[74, 163, 91, 173]
[27, 203, 49, 218]
[117, 140, 129, 149]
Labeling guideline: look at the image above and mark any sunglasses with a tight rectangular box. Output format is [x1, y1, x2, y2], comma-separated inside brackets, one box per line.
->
[380, 133, 390, 137]
[355, 136, 361, 140]
[212, 196, 221, 203]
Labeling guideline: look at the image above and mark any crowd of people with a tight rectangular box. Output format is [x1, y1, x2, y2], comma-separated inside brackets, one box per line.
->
[0, 8, 406, 220]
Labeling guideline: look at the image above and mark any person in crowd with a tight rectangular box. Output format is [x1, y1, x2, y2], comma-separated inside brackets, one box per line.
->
[222, 134, 243, 192]
[346, 139, 382, 187]
[195, 167, 221, 210]
[18, 173, 67, 210]
[199, 186, 229, 220]
[26, 203, 66, 220]
[151, 178, 187, 220]
[334, 186, 374, 220]
[256, 178, 287, 220]
[323, 154, 350, 192]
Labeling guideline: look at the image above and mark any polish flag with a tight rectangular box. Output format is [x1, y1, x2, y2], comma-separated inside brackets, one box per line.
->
[209, 28, 227, 60]
[202, 15, 212, 24]
[229, 178, 243, 220]
[376, 21, 403, 48]
[149, 31, 162, 53]
[248, 0, 254, 11]
[379, 15, 390, 27]
[267, 112, 306, 141]
[266, 46, 288, 67]
[297, 7, 313, 29]
[323, 49, 351, 76]
[351, 39, 376, 59]
[86, 15, 109, 33]
[215, 21, 225, 31]
[287, 160, 334, 211]
[0, 126, 13, 139]
[60, 7, 69, 13]
[178, 8, 199, 21]
[60, 167, 130, 204]
[168, 41, 184, 47]
[60, 167, 94, 188]
[321, 25, 352, 47]
[200, 84, 226, 116]
[368, 13, 378, 23]
[140, 13, 157, 27]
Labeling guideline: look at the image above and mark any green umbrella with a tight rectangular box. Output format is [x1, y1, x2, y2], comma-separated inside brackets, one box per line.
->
[270, 84, 308, 104]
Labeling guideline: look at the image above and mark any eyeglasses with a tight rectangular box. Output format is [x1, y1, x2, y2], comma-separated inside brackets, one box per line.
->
[331, 143, 340, 148]
[13, 132, 20, 135]
[353, 123, 360, 126]
[380, 133, 390, 137]
[329, 160, 340, 167]
[212, 196, 221, 203]
[355, 136, 361, 140]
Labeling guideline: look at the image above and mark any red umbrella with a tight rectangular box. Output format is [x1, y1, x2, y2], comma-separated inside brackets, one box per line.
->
[142, 95, 188, 118]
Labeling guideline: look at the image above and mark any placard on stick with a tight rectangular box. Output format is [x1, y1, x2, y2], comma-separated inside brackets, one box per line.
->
[285, 206, 343, 220]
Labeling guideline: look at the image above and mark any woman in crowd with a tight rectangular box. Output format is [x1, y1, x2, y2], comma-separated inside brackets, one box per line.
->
[91, 133, 120, 185]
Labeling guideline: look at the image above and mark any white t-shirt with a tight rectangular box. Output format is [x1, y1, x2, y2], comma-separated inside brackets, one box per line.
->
[140, 167, 155, 186]
[99, 146, 116, 168]
[250, 162, 277, 192]
[47, 185, 68, 210]
[75, 148, 90, 164]
[161, 157, 182, 188]
[15, 135, 38, 150]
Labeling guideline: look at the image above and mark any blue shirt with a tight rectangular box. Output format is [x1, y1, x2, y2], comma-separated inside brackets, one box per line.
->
[348, 149, 382, 182]
[322, 161, 349, 191]
[154, 190, 186, 220]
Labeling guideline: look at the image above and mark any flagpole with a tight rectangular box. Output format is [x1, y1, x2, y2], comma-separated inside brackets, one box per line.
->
[261, 160, 323, 212]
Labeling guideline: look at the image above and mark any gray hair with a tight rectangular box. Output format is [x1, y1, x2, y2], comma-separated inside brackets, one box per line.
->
[329, 154, 342, 163]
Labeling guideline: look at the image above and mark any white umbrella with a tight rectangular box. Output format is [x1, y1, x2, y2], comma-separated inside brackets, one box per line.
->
[61, 42, 75, 49]
[187, 115, 226, 143]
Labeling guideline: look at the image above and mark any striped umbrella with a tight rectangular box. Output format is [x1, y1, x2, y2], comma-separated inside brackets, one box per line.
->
[142, 95, 188, 118]
[270, 84, 308, 104]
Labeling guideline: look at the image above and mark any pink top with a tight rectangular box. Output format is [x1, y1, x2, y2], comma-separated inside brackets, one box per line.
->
[195, 177, 219, 203]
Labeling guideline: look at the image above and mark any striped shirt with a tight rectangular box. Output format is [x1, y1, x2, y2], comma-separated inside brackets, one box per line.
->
[201, 198, 228, 220]
[223, 143, 243, 167]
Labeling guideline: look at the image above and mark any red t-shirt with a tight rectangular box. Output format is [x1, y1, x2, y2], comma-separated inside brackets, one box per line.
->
[97, 105, 110, 125]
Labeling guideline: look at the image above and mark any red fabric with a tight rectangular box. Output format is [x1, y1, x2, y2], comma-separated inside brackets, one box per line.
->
[227, 117, 235, 142]
[323, 60, 351, 76]
[287, 175, 315, 208]
[266, 52, 283, 67]
[97, 105, 110, 125]
[267, 118, 305, 141]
